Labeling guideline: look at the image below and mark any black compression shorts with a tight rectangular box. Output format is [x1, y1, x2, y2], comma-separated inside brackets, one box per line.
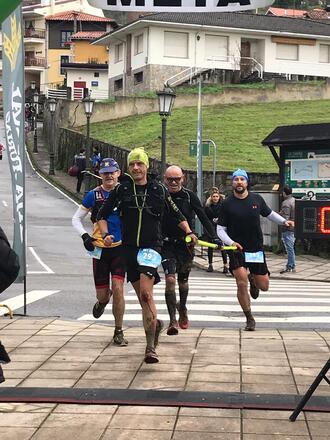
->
[92, 246, 125, 289]
[228, 250, 269, 276]
[124, 246, 161, 285]
[162, 240, 194, 282]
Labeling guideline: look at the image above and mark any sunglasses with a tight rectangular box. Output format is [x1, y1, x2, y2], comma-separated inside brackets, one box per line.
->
[166, 176, 182, 183]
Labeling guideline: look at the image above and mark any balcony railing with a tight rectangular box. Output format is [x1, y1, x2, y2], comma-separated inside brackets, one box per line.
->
[25, 56, 47, 68]
[24, 28, 46, 39]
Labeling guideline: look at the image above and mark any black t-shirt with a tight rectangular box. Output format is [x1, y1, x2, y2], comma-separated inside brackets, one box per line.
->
[218, 192, 272, 252]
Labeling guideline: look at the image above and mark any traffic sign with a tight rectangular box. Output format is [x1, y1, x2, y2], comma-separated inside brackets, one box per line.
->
[189, 141, 210, 157]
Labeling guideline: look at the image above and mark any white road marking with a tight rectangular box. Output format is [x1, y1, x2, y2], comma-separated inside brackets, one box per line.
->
[0, 290, 60, 316]
[123, 295, 330, 303]
[28, 247, 54, 274]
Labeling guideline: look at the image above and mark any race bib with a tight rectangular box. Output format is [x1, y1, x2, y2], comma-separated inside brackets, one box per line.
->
[87, 247, 102, 260]
[137, 248, 162, 268]
[244, 251, 264, 263]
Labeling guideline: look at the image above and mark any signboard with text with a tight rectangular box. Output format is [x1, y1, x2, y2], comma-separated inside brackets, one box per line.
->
[87, 0, 274, 13]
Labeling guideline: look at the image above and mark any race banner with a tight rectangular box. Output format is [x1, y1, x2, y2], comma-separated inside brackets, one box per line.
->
[87, 0, 275, 12]
[0, 0, 22, 23]
[2, 6, 26, 282]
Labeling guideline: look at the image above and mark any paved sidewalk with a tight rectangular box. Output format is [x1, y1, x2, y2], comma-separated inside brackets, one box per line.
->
[0, 317, 330, 439]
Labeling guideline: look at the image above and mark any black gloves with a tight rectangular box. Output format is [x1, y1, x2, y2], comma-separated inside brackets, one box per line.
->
[213, 238, 223, 248]
[82, 233, 95, 252]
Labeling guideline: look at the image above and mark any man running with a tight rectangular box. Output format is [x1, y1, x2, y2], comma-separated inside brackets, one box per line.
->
[162, 165, 217, 335]
[217, 169, 294, 331]
[97, 149, 195, 363]
[72, 158, 127, 346]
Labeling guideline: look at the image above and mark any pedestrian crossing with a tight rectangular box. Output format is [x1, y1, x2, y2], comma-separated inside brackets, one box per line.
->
[77, 276, 330, 328]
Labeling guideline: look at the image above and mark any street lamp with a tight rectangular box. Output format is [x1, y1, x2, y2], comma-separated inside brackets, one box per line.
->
[48, 98, 57, 175]
[156, 87, 176, 178]
[82, 96, 95, 193]
[30, 80, 36, 91]
[33, 91, 39, 153]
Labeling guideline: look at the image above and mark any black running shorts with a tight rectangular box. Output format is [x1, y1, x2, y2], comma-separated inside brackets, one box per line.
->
[92, 246, 125, 289]
[124, 246, 161, 285]
[228, 250, 269, 276]
[161, 240, 194, 281]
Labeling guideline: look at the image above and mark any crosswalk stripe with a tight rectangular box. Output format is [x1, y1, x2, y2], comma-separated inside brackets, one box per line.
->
[0, 290, 60, 316]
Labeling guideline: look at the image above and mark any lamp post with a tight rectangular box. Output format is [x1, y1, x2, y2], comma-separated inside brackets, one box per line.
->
[30, 81, 36, 130]
[48, 98, 57, 175]
[82, 96, 95, 194]
[156, 87, 176, 178]
[33, 91, 39, 153]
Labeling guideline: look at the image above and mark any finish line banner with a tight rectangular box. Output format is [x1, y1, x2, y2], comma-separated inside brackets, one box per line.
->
[2, 6, 26, 282]
[87, 0, 275, 12]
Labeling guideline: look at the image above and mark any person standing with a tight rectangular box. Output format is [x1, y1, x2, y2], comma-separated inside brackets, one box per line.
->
[162, 165, 217, 335]
[217, 169, 294, 331]
[72, 158, 128, 346]
[97, 149, 194, 363]
[204, 189, 229, 274]
[279, 186, 296, 274]
[73, 148, 86, 193]
[0, 226, 20, 383]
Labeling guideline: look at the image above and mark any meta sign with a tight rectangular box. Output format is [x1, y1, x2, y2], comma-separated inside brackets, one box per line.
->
[295, 200, 330, 239]
[87, 0, 275, 12]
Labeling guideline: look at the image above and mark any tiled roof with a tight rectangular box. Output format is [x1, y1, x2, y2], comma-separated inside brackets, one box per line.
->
[45, 10, 114, 22]
[266, 7, 306, 18]
[70, 31, 107, 40]
[138, 12, 330, 37]
[306, 9, 330, 20]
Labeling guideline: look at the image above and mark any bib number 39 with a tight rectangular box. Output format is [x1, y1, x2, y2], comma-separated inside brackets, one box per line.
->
[137, 248, 162, 268]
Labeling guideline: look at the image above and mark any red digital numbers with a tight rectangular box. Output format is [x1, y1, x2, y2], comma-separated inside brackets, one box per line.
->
[320, 207, 330, 234]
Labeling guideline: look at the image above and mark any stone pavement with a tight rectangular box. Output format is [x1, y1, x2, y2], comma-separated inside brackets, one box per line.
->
[0, 317, 330, 439]
[0, 131, 324, 439]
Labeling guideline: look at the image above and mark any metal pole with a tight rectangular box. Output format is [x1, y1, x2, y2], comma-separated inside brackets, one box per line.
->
[196, 75, 203, 235]
[33, 112, 38, 153]
[207, 139, 217, 187]
[161, 117, 167, 178]
[49, 113, 55, 175]
[84, 115, 91, 194]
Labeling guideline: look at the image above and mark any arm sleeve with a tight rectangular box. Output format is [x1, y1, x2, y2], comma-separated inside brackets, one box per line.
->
[190, 192, 216, 238]
[97, 186, 118, 221]
[164, 187, 186, 224]
[216, 225, 235, 246]
[267, 210, 287, 226]
[72, 206, 90, 236]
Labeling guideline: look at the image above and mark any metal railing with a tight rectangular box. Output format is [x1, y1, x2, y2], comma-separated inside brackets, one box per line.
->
[24, 28, 45, 39]
[25, 56, 47, 68]
[165, 67, 209, 88]
[206, 55, 264, 79]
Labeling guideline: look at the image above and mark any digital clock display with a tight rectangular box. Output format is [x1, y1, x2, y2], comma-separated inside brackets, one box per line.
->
[295, 201, 330, 239]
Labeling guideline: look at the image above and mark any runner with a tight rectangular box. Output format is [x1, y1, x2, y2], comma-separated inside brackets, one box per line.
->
[72, 158, 127, 346]
[97, 149, 195, 363]
[217, 169, 294, 331]
[162, 165, 217, 335]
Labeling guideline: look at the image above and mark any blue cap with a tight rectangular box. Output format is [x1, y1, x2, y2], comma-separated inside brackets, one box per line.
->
[99, 158, 119, 173]
[232, 169, 249, 181]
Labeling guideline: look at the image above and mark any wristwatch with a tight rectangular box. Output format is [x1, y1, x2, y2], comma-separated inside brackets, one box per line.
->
[102, 232, 112, 239]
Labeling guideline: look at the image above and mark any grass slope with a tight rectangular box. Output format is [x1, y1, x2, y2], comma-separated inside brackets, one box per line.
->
[87, 99, 330, 173]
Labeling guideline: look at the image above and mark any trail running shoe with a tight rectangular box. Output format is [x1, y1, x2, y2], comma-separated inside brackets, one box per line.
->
[167, 320, 179, 336]
[223, 266, 229, 274]
[92, 301, 108, 319]
[177, 303, 189, 330]
[113, 329, 128, 346]
[280, 268, 296, 274]
[144, 346, 159, 364]
[154, 319, 164, 347]
[248, 273, 259, 300]
[207, 264, 214, 272]
[245, 315, 256, 331]
[0, 343, 11, 364]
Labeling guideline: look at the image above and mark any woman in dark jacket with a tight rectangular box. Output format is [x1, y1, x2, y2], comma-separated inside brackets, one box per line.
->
[204, 190, 229, 274]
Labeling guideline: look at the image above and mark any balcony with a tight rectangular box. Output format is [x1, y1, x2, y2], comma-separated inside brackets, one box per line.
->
[25, 56, 47, 69]
[24, 28, 46, 40]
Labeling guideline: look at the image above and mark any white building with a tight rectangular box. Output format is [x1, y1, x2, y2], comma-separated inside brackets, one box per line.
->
[93, 12, 330, 96]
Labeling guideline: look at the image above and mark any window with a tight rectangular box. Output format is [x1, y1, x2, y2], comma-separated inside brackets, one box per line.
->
[134, 71, 143, 84]
[114, 43, 123, 63]
[205, 35, 228, 61]
[164, 31, 188, 58]
[61, 31, 73, 48]
[134, 34, 143, 55]
[114, 78, 123, 91]
[94, 72, 99, 77]
[276, 43, 298, 61]
[320, 44, 330, 63]
[60, 55, 69, 75]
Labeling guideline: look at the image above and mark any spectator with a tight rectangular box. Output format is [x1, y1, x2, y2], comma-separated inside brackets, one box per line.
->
[91, 147, 102, 175]
[279, 186, 296, 274]
[73, 148, 86, 193]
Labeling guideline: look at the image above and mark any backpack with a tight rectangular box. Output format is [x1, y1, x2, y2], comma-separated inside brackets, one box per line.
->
[0, 227, 20, 294]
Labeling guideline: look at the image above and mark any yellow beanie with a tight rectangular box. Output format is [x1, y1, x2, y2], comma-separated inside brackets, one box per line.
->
[127, 148, 149, 168]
